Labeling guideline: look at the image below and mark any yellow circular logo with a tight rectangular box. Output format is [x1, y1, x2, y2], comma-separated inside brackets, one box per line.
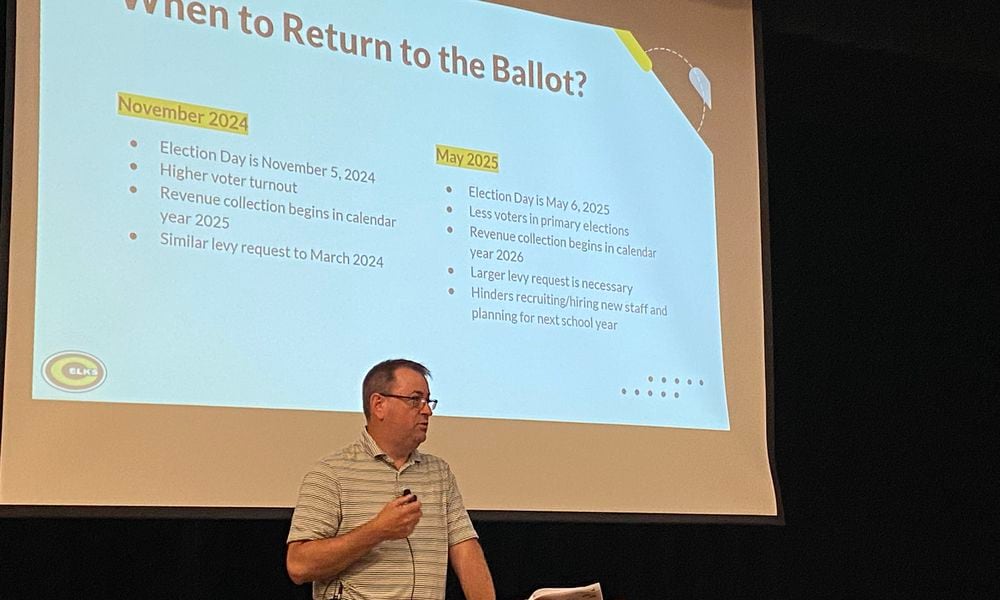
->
[41, 351, 107, 392]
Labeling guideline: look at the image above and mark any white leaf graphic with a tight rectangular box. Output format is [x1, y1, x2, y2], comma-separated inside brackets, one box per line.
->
[689, 67, 712, 109]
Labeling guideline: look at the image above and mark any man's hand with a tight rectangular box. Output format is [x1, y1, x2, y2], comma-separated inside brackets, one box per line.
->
[373, 494, 422, 540]
[287, 494, 422, 585]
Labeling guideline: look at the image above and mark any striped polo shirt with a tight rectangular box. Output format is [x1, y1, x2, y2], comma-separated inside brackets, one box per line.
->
[288, 429, 478, 600]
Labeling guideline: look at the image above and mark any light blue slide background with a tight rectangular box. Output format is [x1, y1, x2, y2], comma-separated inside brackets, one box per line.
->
[33, 0, 728, 429]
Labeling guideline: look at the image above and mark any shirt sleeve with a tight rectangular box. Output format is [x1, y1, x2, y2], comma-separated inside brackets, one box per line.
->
[287, 462, 342, 544]
[445, 468, 478, 547]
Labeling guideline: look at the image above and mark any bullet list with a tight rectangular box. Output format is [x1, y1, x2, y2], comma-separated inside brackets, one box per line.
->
[129, 140, 137, 242]
[447, 185, 454, 297]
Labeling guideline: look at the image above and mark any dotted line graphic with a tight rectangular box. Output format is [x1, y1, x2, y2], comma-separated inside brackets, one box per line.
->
[621, 375, 705, 399]
[645, 47, 708, 132]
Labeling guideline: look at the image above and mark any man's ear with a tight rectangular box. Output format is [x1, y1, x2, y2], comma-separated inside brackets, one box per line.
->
[369, 393, 386, 420]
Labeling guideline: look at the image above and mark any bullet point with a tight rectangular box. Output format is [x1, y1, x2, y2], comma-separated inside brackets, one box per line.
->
[446, 186, 452, 193]
[129, 162, 138, 171]
[446, 206, 453, 213]
[129, 140, 138, 148]
[446, 226, 453, 233]
[129, 186, 137, 193]
[129, 232, 137, 240]
[447, 267, 454, 274]
[448, 288, 455, 295]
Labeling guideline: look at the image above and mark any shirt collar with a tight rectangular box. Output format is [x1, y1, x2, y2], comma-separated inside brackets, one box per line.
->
[360, 427, 423, 464]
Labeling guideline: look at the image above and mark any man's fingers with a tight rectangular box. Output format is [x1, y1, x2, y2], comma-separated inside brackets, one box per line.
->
[401, 503, 422, 522]
[389, 495, 412, 508]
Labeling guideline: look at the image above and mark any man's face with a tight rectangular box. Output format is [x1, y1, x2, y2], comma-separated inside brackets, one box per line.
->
[380, 367, 433, 449]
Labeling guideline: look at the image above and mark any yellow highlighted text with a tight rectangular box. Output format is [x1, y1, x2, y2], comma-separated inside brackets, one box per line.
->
[435, 144, 499, 173]
[117, 92, 249, 135]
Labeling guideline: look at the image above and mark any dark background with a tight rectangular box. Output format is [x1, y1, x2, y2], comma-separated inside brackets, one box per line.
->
[2, 1, 997, 597]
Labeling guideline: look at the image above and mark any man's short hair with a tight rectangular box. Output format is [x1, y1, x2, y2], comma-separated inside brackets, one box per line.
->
[362, 359, 431, 419]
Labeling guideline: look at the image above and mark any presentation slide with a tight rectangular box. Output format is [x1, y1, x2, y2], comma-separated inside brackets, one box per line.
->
[3, 0, 775, 516]
[33, 0, 727, 429]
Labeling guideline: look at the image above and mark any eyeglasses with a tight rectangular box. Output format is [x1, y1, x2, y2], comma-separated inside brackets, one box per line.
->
[379, 393, 438, 411]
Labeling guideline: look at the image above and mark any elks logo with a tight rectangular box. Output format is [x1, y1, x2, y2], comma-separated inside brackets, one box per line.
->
[41, 351, 107, 392]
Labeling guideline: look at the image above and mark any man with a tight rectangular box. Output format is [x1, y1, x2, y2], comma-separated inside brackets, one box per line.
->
[287, 359, 495, 600]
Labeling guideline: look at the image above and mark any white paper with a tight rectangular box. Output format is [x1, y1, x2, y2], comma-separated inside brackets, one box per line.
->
[527, 582, 603, 600]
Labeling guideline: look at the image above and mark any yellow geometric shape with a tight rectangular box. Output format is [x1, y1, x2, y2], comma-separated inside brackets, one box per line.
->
[614, 29, 653, 72]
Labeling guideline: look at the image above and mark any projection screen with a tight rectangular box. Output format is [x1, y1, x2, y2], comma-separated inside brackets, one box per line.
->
[1, 0, 778, 520]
